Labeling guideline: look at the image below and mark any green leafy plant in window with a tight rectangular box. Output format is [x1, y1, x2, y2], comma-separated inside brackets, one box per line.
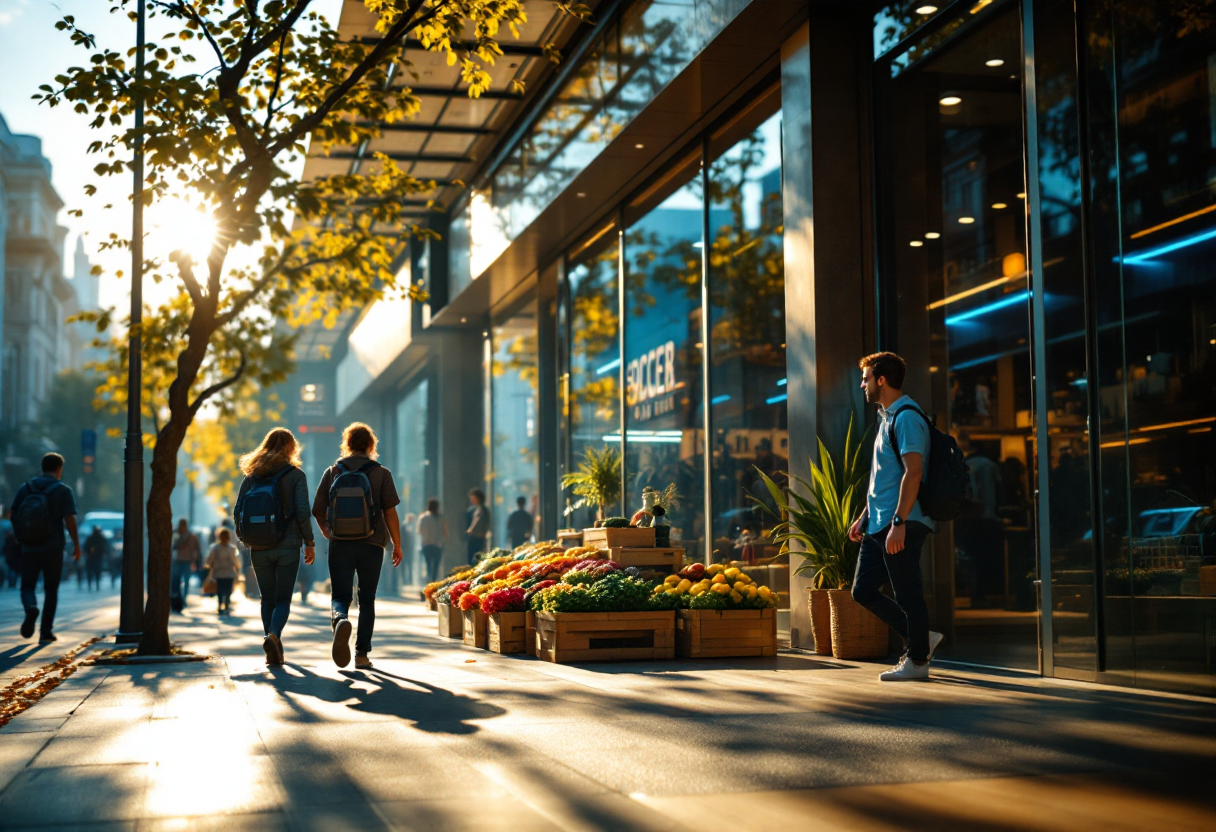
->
[561, 445, 622, 522]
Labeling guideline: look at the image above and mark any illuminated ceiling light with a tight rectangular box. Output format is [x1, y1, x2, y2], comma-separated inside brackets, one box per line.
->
[992, 202, 1008, 209]
[970, 0, 993, 13]
[915, 4, 938, 13]
[576, 192, 586, 198]
[986, 58, 1005, 67]
[460, 317, 467, 323]
[634, 143, 645, 149]
[925, 232, 941, 239]
[1017, 192, 1027, 199]
[958, 216, 975, 224]
[909, 240, 924, 247]
[939, 95, 962, 107]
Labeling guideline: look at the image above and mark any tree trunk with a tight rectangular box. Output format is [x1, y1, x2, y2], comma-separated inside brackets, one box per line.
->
[138, 419, 188, 655]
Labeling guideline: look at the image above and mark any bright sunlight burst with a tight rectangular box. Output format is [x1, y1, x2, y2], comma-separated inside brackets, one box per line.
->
[148, 196, 217, 267]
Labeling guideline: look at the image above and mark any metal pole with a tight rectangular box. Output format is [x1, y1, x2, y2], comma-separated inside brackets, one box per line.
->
[116, 0, 146, 644]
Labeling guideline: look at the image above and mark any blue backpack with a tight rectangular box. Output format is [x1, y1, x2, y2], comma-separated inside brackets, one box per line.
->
[235, 467, 294, 549]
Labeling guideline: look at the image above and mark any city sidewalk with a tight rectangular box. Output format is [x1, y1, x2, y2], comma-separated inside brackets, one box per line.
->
[1, 584, 1215, 831]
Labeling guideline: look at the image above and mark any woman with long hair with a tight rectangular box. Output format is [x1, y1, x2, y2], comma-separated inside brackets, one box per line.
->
[234, 427, 315, 666]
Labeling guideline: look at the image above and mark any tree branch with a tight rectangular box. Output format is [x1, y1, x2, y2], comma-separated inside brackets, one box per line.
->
[188, 348, 247, 416]
[262, 26, 290, 136]
[155, 0, 229, 72]
[173, 254, 204, 306]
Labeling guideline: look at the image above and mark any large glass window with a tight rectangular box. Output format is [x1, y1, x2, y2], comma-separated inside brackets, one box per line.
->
[878, 1, 1038, 669]
[707, 111, 788, 564]
[624, 159, 705, 560]
[563, 229, 622, 529]
[490, 298, 539, 549]
[395, 379, 430, 585]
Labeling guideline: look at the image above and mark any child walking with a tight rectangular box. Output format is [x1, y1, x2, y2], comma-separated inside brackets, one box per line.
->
[205, 528, 241, 615]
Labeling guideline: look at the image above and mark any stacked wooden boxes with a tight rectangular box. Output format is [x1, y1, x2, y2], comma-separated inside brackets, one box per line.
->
[676, 608, 777, 658]
[534, 610, 675, 663]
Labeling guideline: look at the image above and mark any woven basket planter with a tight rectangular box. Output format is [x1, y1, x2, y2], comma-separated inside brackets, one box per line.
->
[827, 589, 888, 659]
[805, 588, 834, 655]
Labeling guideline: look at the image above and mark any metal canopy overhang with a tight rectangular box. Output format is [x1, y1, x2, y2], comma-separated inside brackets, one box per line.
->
[426, 0, 808, 329]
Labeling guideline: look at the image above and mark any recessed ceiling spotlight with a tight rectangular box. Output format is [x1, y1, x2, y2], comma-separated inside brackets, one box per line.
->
[576, 192, 586, 198]
[634, 143, 645, 149]
[958, 216, 976, 224]
[986, 58, 1005, 67]
[460, 317, 467, 323]
[916, 5, 938, 13]
[909, 240, 924, 247]
[939, 95, 963, 106]
[925, 232, 941, 239]
[992, 202, 1008, 209]
[1017, 192, 1027, 199]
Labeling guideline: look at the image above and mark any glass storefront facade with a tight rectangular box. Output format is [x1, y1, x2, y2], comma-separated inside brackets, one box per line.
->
[490, 298, 540, 547]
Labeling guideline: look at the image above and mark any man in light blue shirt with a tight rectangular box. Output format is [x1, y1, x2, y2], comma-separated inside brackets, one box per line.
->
[848, 352, 943, 681]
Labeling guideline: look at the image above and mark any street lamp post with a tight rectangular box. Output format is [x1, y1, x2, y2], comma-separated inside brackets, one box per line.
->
[116, 0, 146, 645]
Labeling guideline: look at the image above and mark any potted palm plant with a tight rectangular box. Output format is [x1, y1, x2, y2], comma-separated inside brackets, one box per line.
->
[561, 446, 622, 524]
[755, 416, 887, 658]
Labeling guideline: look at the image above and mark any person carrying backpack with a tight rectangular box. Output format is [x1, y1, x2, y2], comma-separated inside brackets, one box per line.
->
[848, 352, 965, 682]
[234, 428, 315, 666]
[9, 453, 81, 642]
[312, 422, 402, 670]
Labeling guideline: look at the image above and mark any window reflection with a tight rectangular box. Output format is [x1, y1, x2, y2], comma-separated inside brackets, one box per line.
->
[881, 4, 1038, 669]
[625, 172, 705, 560]
[707, 111, 789, 612]
[395, 380, 429, 584]
[490, 298, 539, 548]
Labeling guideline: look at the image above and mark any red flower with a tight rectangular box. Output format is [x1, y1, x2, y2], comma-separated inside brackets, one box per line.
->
[447, 581, 472, 606]
[459, 592, 482, 611]
[481, 587, 527, 615]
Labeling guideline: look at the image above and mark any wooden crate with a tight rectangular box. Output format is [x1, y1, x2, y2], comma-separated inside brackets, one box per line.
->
[462, 608, 488, 649]
[1200, 565, 1216, 595]
[437, 604, 462, 638]
[584, 526, 656, 549]
[526, 611, 537, 657]
[606, 547, 684, 573]
[676, 608, 777, 658]
[534, 610, 675, 663]
[557, 529, 584, 549]
[488, 611, 528, 654]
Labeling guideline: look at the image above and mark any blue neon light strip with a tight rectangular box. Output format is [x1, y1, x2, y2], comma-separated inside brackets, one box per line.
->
[710, 394, 731, 405]
[944, 291, 1030, 325]
[766, 393, 788, 405]
[1121, 226, 1216, 264]
[595, 357, 620, 375]
[776, 378, 787, 387]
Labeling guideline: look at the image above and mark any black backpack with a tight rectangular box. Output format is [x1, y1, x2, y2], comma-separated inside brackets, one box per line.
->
[12, 479, 62, 546]
[327, 459, 379, 540]
[235, 466, 294, 549]
[888, 407, 972, 523]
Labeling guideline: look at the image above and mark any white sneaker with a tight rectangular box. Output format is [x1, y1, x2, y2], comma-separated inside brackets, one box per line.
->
[879, 658, 930, 682]
[928, 630, 944, 660]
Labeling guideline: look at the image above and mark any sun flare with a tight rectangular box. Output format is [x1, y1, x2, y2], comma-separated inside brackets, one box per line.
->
[148, 196, 217, 267]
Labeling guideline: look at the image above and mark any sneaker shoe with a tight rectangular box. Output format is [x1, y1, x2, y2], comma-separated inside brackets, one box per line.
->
[39, 632, 57, 644]
[354, 654, 372, 669]
[332, 618, 353, 668]
[928, 630, 944, 660]
[879, 658, 930, 682]
[20, 608, 38, 639]
[263, 634, 283, 666]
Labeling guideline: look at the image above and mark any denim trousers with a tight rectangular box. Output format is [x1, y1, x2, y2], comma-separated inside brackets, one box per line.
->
[329, 540, 384, 655]
[251, 547, 300, 638]
[20, 549, 63, 636]
[170, 560, 193, 601]
[851, 522, 932, 662]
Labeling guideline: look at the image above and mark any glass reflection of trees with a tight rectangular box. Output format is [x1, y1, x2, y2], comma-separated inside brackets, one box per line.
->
[707, 114, 788, 550]
[490, 299, 539, 547]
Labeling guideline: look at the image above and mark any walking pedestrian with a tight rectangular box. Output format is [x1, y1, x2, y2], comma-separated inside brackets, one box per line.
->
[234, 428, 315, 666]
[83, 526, 109, 590]
[170, 518, 201, 609]
[506, 496, 533, 550]
[848, 352, 944, 682]
[417, 498, 448, 584]
[312, 422, 402, 670]
[9, 453, 81, 642]
[2, 509, 21, 589]
[465, 488, 490, 561]
[204, 528, 241, 615]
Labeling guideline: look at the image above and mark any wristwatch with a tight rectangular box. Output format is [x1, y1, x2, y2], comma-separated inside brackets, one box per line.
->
[892, 514, 905, 527]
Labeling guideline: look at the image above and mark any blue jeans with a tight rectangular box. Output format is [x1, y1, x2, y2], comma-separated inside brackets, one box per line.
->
[851, 522, 932, 662]
[251, 547, 300, 638]
[170, 561, 193, 602]
[329, 540, 383, 655]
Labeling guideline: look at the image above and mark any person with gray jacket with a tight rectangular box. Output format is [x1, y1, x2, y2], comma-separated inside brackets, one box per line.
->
[234, 428, 316, 666]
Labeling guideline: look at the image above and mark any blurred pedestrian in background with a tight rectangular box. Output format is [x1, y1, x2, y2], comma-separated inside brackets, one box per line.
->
[507, 496, 533, 550]
[417, 498, 447, 584]
[235, 428, 315, 667]
[10, 453, 80, 642]
[465, 489, 490, 561]
[83, 526, 109, 590]
[1, 508, 21, 589]
[205, 528, 241, 615]
[170, 517, 201, 610]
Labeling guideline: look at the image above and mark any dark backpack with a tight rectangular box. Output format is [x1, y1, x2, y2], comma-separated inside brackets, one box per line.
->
[235, 466, 294, 549]
[327, 459, 379, 540]
[12, 479, 62, 546]
[888, 407, 971, 523]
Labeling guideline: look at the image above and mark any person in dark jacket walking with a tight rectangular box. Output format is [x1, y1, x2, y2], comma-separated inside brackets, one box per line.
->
[465, 489, 490, 561]
[312, 423, 402, 670]
[235, 428, 315, 666]
[83, 526, 110, 590]
[9, 453, 80, 642]
[506, 496, 533, 550]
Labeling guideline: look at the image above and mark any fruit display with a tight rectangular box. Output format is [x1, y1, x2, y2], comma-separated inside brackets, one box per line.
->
[424, 540, 578, 604]
[651, 563, 778, 610]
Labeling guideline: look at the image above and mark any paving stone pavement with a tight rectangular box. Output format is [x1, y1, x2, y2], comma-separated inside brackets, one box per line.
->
[1, 582, 1215, 831]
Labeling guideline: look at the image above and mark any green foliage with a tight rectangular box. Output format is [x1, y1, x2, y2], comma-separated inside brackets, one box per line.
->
[600, 517, 631, 528]
[754, 415, 869, 590]
[561, 445, 622, 521]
